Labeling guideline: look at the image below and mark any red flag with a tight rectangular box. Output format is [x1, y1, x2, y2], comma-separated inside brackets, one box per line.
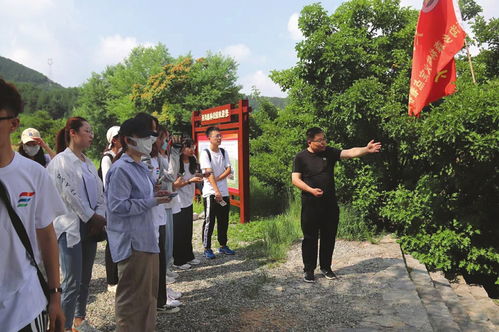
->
[408, 0, 466, 117]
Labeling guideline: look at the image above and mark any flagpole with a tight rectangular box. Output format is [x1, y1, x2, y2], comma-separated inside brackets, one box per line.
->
[464, 39, 477, 84]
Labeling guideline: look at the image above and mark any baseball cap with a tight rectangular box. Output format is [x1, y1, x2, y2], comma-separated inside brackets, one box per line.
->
[21, 128, 41, 144]
[119, 118, 158, 138]
[106, 126, 120, 148]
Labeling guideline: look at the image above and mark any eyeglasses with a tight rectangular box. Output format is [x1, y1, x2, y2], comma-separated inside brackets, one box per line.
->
[0, 115, 16, 121]
[311, 138, 327, 143]
[211, 134, 222, 138]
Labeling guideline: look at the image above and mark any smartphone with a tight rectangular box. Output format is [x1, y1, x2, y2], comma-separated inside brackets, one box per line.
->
[167, 192, 178, 198]
[218, 199, 227, 206]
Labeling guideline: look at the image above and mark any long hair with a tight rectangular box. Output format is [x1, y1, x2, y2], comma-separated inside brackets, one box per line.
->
[18, 144, 47, 167]
[56, 116, 87, 153]
[113, 135, 128, 163]
[179, 138, 197, 175]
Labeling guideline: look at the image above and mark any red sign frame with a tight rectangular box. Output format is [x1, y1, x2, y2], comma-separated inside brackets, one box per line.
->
[192, 100, 251, 223]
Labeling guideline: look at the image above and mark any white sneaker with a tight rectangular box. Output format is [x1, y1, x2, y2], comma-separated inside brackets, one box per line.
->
[166, 269, 179, 278]
[74, 320, 100, 332]
[188, 258, 201, 265]
[107, 284, 117, 293]
[166, 297, 182, 307]
[157, 305, 180, 314]
[173, 263, 191, 270]
[167, 287, 182, 299]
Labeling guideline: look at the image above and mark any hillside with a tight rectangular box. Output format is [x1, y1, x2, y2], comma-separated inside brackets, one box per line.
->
[0, 55, 62, 88]
[246, 95, 288, 112]
[0, 55, 78, 117]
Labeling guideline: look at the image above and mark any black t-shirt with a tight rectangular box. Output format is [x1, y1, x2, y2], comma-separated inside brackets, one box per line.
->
[293, 146, 341, 199]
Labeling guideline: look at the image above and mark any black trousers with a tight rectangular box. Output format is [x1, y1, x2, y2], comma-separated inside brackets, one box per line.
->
[105, 240, 119, 285]
[173, 205, 195, 265]
[202, 195, 230, 249]
[301, 195, 340, 272]
[157, 225, 167, 307]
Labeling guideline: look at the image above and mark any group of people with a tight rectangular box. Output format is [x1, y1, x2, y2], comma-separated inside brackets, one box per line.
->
[1, 78, 235, 332]
[2, 75, 382, 332]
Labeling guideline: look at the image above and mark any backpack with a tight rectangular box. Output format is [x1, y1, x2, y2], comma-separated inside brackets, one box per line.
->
[199, 148, 227, 193]
[204, 148, 226, 164]
[97, 153, 114, 181]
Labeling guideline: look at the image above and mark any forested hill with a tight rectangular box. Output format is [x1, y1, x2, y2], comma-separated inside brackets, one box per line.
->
[0, 55, 62, 88]
[0, 55, 79, 118]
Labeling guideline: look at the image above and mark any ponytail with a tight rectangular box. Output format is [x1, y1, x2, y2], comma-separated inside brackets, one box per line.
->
[56, 116, 87, 153]
[113, 136, 128, 163]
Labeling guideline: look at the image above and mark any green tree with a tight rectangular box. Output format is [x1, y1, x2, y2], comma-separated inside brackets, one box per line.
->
[131, 53, 241, 133]
[74, 44, 173, 158]
[11, 110, 65, 150]
[255, 0, 498, 286]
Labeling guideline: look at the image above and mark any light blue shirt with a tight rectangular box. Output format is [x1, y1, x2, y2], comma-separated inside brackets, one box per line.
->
[105, 153, 159, 262]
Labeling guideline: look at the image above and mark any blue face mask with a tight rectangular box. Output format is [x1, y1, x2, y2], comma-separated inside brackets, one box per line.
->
[161, 140, 168, 151]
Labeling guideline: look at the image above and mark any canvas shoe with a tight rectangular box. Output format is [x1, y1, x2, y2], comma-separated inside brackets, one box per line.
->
[73, 320, 100, 332]
[188, 258, 201, 265]
[204, 249, 216, 259]
[303, 271, 315, 283]
[157, 306, 180, 314]
[167, 287, 182, 299]
[166, 297, 182, 308]
[321, 269, 338, 280]
[173, 263, 191, 270]
[218, 246, 235, 255]
[166, 269, 179, 279]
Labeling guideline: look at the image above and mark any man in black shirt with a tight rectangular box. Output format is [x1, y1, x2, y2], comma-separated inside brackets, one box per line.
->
[292, 127, 381, 283]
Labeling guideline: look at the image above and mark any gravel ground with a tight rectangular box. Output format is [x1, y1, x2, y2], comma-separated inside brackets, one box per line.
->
[85, 220, 425, 331]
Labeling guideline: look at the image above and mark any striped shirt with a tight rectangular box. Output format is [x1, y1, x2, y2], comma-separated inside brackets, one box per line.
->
[105, 153, 159, 263]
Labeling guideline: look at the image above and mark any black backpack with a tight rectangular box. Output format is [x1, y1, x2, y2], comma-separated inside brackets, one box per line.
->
[97, 153, 114, 181]
[204, 148, 226, 164]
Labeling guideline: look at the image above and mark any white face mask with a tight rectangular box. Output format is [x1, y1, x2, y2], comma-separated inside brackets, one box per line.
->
[23, 144, 40, 157]
[128, 136, 153, 156]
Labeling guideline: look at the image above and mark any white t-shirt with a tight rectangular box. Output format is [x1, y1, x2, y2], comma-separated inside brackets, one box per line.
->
[148, 157, 166, 227]
[0, 152, 66, 331]
[200, 147, 231, 197]
[177, 162, 196, 209]
[157, 154, 181, 214]
[101, 151, 116, 189]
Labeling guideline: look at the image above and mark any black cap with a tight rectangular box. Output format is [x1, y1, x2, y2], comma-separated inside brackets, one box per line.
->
[119, 118, 158, 138]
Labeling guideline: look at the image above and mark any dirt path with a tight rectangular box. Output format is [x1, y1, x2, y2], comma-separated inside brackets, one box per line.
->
[86, 219, 431, 331]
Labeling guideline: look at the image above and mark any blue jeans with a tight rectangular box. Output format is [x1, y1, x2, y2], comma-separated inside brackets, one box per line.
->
[58, 221, 97, 329]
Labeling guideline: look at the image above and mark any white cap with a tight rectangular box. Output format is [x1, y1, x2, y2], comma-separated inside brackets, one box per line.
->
[21, 128, 41, 144]
[106, 126, 120, 148]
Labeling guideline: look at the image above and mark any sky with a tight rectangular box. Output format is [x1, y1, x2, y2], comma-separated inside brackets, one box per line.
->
[0, 0, 496, 97]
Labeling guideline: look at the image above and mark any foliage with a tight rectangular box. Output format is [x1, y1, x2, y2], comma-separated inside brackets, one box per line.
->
[0, 55, 61, 88]
[73, 44, 174, 158]
[336, 204, 378, 242]
[249, 176, 287, 218]
[11, 110, 65, 150]
[131, 53, 241, 133]
[250, 0, 498, 288]
[228, 199, 302, 262]
[15, 83, 79, 118]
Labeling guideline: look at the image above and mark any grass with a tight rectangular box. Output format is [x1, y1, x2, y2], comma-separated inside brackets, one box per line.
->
[226, 199, 301, 263]
[336, 205, 380, 243]
[201, 180, 380, 266]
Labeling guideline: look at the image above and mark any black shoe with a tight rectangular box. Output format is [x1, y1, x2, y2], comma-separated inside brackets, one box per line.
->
[321, 268, 338, 280]
[303, 271, 315, 283]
